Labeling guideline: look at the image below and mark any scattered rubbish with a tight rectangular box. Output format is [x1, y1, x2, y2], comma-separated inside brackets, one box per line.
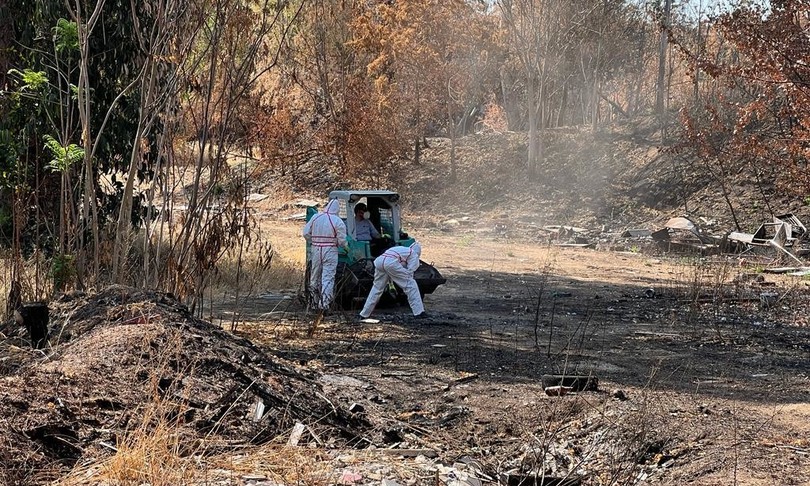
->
[643, 288, 655, 299]
[252, 399, 266, 422]
[759, 292, 780, 309]
[502, 472, 581, 486]
[621, 229, 652, 238]
[359, 318, 380, 324]
[650, 216, 720, 254]
[729, 213, 809, 264]
[634, 212, 810, 262]
[287, 422, 307, 446]
[543, 225, 588, 236]
[339, 470, 363, 484]
[246, 193, 269, 202]
[541, 374, 598, 392]
[612, 389, 628, 400]
[544, 385, 573, 396]
[436, 462, 486, 486]
[380, 448, 439, 458]
[665, 216, 704, 239]
[454, 372, 479, 384]
[283, 212, 307, 221]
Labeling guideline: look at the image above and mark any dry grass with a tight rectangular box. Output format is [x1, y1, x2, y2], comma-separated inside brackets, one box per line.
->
[212, 243, 303, 295]
[57, 332, 199, 485]
[0, 257, 8, 316]
[98, 412, 191, 485]
[206, 445, 341, 485]
[0, 253, 53, 316]
[59, 401, 204, 486]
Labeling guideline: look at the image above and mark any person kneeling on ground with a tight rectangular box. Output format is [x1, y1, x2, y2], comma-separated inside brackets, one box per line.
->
[358, 241, 427, 319]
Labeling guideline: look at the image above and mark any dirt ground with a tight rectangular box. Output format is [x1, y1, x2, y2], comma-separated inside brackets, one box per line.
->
[3, 125, 810, 485]
[214, 216, 810, 485]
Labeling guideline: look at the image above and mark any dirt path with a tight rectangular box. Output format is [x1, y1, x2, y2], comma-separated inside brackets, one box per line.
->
[218, 219, 810, 485]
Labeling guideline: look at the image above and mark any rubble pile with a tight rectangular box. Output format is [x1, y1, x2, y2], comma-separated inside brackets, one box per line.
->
[0, 286, 368, 485]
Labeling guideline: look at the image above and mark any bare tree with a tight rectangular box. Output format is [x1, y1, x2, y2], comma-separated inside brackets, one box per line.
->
[64, 0, 107, 286]
[110, 0, 200, 282]
[499, 0, 581, 175]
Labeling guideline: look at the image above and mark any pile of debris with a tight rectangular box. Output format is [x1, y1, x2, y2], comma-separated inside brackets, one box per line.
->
[0, 286, 368, 485]
[617, 213, 810, 261]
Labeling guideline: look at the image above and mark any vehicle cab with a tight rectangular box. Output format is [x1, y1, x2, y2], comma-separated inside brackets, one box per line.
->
[307, 190, 413, 264]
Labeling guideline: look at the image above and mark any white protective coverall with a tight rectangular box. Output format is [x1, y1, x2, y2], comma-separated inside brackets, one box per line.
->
[359, 242, 424, 318]
[303, 199, 347, 309]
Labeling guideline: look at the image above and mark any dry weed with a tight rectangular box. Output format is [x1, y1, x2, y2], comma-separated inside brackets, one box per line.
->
[212, 242, 302, 294]
[207, 445, 338, 485]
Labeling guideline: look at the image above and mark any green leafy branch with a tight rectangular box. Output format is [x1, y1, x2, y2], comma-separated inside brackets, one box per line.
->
[43, 135, 84, 173]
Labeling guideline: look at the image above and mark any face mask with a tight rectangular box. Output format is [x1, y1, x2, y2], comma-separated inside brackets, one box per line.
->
[363, 211, 371, 220]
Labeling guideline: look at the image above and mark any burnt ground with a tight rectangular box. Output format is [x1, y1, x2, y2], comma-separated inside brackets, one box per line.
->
[208, 222, 810, 485]
[3, 125, 810, 485]
[0, 287, 370, 485]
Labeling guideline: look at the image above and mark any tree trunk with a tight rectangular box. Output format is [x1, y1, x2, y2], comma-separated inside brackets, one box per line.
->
[527, 75, 539, 176]
[113, 56, 156, 282]
[656, 0, 672, 117]
[72, 0, 107, 288]
[448, 110, 457, 181]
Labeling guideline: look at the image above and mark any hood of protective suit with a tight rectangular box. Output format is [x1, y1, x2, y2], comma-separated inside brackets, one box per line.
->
[325, 199, 340, 215]
[410, 241, 421, 256]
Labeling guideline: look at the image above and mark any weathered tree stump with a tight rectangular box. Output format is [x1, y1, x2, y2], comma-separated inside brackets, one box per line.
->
[14, 303, 49, 349]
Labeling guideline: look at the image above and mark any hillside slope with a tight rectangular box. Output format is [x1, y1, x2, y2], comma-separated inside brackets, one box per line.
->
[404, 120, 809, 236]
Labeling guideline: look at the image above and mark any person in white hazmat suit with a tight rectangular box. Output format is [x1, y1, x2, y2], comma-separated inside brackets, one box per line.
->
[303, 199, 348, 310]
[358, 241, 427, 319]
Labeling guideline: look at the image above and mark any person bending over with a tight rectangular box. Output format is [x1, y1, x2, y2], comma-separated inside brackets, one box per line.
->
[358, 241, 427, 319]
